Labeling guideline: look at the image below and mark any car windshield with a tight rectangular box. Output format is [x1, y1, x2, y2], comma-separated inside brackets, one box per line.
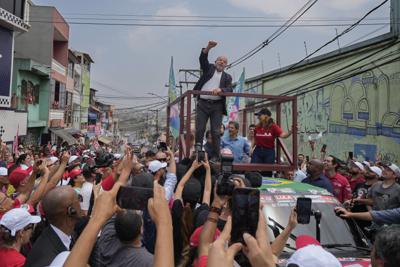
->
[263, 193, 367, 258]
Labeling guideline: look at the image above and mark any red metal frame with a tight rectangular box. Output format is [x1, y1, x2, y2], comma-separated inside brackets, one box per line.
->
[167, 90, 297, 172]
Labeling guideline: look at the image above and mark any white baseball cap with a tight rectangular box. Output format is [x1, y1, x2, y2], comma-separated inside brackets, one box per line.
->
[286, 245, 341, 267]
[362, 161, 371, 168]
[0, 167, 7, 176]
[368, 166, 382, 177]
[383, 163, 400, 177]
[68, 155, 79, 164]
[148, 160, 167, 173]
[352, 161, 364, 171]
[48, 156, 59, 165]
[0, 208, 41, 236]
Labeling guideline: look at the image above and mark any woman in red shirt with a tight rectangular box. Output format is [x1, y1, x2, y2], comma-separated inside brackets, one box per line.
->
[251, 108, 291, 165]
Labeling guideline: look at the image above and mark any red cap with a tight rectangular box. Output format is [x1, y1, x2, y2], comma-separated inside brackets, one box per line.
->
[190, 226, 221, 247]
[295, 235, 321, 249]
[8, 167, 31, 188]
[69, 168, 83, 179]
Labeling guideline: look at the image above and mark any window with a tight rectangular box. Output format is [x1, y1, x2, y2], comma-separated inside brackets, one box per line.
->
[67, 62, 74, 78]
[50, 80, 66, 109]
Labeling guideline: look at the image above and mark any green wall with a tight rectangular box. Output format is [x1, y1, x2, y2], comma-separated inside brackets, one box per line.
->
[244, 40, 400, 164]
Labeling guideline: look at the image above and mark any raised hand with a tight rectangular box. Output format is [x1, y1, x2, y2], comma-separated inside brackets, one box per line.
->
[208, 40, 218, 48]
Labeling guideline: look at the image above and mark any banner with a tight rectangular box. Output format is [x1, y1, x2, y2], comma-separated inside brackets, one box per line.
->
[168, 57, 180, 138]
[223, 69, 245, 126]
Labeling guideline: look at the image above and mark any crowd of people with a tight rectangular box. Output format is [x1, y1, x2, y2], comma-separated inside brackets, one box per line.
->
[0, 134, 399, 267]
[0, 40, 399, 267]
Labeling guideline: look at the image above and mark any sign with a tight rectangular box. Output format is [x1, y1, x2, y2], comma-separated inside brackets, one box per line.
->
[0, 27, 13, 107]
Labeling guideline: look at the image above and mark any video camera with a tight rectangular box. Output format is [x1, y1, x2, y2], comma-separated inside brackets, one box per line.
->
[216, 154, 235, 196]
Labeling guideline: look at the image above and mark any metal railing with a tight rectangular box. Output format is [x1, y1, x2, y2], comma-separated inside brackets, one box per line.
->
[167, 90, 298, 172]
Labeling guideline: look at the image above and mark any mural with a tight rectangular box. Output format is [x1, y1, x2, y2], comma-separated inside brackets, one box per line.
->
[278, 66, 400, 163]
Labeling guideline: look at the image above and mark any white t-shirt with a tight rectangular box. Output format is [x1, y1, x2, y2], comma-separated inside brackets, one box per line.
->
[80, 182, 93, 211]
[200, 70, 222, 100]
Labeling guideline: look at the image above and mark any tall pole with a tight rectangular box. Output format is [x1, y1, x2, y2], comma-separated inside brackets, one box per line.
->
[391, 0, 400, 37]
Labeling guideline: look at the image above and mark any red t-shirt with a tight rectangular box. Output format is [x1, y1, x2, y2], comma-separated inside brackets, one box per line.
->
[254, 124, 283, 149]
[0, 247, 25, 267]
[328, 172, 352, 203]
[349, 176, 366, 192]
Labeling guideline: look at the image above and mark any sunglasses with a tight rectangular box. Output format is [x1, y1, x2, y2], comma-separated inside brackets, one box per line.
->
[158, 158, 167, 162]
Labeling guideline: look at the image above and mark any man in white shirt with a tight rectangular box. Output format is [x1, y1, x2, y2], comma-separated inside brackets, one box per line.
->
[193, 40, 233, 161]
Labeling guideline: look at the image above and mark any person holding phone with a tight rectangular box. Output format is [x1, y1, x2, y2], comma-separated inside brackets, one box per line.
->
[251, 108, 292, 166]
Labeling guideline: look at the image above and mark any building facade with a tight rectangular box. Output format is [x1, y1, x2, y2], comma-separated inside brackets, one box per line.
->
[243, 34, 400, 164]
[0, 0, 30, 144]
[13, 4, 70, 144]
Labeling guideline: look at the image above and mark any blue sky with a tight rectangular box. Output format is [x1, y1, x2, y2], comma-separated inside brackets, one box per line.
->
[34, 0, 390, 108]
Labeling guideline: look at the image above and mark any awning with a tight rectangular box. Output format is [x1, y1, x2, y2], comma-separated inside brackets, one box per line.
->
[50, 128, 78, 145]
[98, 135, 112, 145]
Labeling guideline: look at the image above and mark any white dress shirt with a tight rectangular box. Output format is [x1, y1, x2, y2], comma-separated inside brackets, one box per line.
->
[50, 224, 71, 250]
[200, 70, 222, 100]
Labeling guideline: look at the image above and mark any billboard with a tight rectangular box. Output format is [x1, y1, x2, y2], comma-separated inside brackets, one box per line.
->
[0, 27, 13, 107]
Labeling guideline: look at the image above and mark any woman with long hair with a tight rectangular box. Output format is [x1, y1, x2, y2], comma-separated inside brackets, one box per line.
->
[251, 108, 291, 166]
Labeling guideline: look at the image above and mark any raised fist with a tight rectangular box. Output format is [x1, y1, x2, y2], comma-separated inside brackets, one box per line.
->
[208, 40, 218, 48]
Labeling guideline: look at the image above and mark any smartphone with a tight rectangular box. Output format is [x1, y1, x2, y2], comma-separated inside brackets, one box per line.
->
[306, 156, 310, 162]
[231, 188, 260, 244]
[158, 142, 167, 151]
[117, 186, 153, 210]
[348, 151, 354, 160]
[296, 197, 312, 224]
[321, 144, 327, 153]
[197, 150, 205, 162]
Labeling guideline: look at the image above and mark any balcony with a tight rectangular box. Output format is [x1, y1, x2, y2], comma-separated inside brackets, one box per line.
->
[49, 109, 65, 128]
[52, 59, 66, 76]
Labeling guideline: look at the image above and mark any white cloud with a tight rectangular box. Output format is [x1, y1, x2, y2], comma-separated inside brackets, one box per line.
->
[127, 4, 195, 49]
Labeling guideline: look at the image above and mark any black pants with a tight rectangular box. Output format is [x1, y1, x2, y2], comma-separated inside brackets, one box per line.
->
[195, 99, 223, 159]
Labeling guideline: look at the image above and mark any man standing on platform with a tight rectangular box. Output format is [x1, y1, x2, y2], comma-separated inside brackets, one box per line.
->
[194, 41, 233, 161]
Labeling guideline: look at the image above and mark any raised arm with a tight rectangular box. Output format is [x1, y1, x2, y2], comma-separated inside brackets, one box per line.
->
[200, 41, 217, 71]
[44, 152, 70, 192]
[149, 181, 174, 267]
[202, 155, 212, 206]
[271, 208, 297, 257]
[26, 162, 50, 206]
[16, 163, 40, 204]
[174, 160, 201, 201]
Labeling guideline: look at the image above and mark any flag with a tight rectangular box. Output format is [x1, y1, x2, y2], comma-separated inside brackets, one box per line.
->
[223, 69, 245, 126]
[13, 125, 19, 157]
[169, 57, 180, 138]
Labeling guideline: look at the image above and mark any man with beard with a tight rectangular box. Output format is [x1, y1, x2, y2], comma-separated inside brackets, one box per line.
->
[348, 161, 366, 192]
[344, 166, 381, 235]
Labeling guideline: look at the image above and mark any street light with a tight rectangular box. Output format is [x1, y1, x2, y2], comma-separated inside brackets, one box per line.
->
[147, 92, 168, 102]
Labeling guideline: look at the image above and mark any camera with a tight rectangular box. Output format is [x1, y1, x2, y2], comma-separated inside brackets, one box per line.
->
[195, 143, 205, 162]
[217, 154, 235, 196]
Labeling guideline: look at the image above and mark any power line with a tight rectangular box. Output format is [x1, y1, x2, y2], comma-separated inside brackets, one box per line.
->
[273, 0, 389, 75]
[28, 15, 390, 23]
[344, 23, 389, 46]
[227, 0, 319, 69]
[52, 12, 390, 20]
[27, 20, 391, 28]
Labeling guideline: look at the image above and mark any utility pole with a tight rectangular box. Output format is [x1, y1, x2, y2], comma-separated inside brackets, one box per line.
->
[391, 0, 400, 37]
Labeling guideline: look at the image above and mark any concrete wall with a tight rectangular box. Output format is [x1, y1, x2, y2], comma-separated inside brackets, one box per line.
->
[244, 38, 400, 164]
[14, 6, 53, 65]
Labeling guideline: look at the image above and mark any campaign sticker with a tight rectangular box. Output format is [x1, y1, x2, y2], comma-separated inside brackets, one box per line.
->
[260, 195, 274, 204]
[274, 195, 294, 202]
